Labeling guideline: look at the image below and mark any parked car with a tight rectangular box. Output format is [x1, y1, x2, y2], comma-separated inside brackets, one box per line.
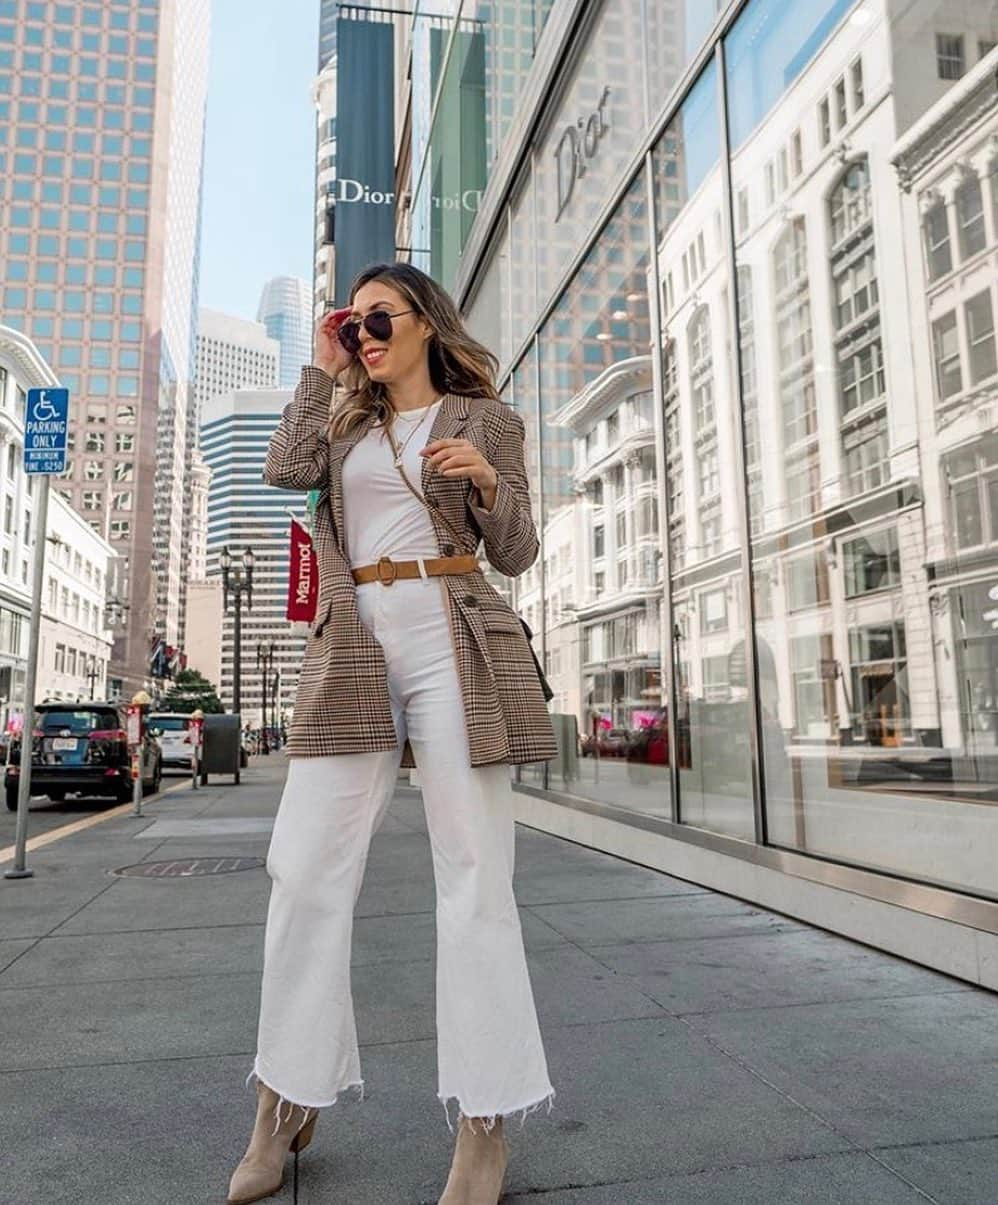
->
[5, 702, 162, 811]
[625, 708, 692, 780]
[147, 711, 196, 772]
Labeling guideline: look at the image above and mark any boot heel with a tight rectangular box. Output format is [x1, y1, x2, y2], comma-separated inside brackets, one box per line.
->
[289, 1113, 317, 1154]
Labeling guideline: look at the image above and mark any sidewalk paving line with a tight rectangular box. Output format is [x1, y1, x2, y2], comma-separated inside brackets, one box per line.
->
[0, 778, 192, 866]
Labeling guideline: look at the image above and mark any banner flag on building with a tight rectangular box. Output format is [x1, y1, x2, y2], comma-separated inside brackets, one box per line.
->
[333, 14, 396, 300]
[286, 519, 318, 624]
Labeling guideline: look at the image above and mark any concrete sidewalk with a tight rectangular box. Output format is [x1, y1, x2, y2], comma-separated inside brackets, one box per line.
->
[0, 755, 995, 1204]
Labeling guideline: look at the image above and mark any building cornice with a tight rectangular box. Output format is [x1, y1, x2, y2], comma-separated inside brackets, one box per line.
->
[0, 325, 61, 391]
[892, 50, 998, 190]
[549, 355, 652, 431]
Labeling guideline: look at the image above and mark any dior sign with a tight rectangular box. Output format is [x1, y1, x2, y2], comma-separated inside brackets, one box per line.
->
[336, 178, 482, 213]
[554, 86, 611, 220]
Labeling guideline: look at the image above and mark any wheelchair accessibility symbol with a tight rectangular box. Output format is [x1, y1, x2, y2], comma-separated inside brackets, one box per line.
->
[32, 392, 61, 422]
[24, 387, 70, 476]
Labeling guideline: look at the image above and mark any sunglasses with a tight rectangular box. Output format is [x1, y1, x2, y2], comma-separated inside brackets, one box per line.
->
[336, 308, 417, 355]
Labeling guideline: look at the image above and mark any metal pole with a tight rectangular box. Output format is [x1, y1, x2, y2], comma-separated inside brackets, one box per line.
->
[233, 587, 242, 717]
[131, 704, 144, 818]
[261, 652, 269, 754]
[6, 475, 50, 880]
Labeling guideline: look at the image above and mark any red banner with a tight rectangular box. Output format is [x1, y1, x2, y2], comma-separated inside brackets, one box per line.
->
[286, 519, 318, 623]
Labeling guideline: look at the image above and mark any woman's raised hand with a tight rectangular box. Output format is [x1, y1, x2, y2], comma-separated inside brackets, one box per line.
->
[313, 307, 355, 379]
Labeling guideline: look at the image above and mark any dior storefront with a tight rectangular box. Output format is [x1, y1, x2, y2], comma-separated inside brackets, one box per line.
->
[400, 0, 998, 988]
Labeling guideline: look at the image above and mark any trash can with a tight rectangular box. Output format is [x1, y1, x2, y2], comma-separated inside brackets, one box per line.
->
[200, 714, 242, 785]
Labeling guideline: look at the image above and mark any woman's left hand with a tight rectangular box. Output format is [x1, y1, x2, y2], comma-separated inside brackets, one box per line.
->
[420, 438, 498, 502]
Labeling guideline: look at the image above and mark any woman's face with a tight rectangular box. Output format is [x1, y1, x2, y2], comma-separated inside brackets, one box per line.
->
[348, 280, 431, 386]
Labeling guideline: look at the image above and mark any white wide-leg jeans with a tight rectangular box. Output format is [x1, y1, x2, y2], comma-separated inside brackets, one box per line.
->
[251, 575, 554, 1127]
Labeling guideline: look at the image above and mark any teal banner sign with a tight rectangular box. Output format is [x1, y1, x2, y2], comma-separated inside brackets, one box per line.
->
[333, 15, 396, 301]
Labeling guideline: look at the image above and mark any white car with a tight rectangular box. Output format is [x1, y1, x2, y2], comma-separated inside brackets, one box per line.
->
[147, 712, 196, 772]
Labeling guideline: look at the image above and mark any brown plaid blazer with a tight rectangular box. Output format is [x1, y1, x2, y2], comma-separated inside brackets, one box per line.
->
[264, 366, 558, 769]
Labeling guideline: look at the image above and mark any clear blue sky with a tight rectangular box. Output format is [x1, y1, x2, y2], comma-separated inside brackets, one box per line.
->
[199, 0, 318, 320]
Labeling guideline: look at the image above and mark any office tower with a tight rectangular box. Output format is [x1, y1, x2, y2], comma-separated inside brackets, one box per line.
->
[182, 309, 279, 639]
[195, 309, 280, 412]
[0, 0, 211, 695]
[200, 388, 306, 722]
[256, 277, 312, 388]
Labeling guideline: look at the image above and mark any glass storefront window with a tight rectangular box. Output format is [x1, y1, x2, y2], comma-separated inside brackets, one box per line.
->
[728, 0, 998, 897]
[451, 0, 998, 915]
[536, 171, 662, 811]
[532, 0, 651, 306]
[653, 59, 755, 841]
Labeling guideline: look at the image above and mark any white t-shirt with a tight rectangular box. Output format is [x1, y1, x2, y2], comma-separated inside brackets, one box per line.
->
[341, 399, 444, 568]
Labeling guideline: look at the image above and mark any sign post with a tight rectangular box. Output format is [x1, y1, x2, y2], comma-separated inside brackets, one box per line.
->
[127, 693, 149, 818]
[5, 387, 69, 881]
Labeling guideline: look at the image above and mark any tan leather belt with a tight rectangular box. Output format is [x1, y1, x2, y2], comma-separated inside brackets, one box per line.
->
[351, 554, 481, 586]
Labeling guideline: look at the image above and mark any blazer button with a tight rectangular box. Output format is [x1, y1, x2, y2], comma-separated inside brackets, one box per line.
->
[443, 543, 455, 556]
[463, 594, 478, 606]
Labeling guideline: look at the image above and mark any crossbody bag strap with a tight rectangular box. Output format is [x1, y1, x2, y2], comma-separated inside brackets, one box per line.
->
[384, 424, 468, 550]
[385, 427, 554, 700]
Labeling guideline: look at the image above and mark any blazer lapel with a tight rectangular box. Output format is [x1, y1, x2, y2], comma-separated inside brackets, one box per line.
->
[421, 393, 471, 503]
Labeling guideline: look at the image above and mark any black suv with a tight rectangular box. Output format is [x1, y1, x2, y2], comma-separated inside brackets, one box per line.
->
[5, 703, 162, 811]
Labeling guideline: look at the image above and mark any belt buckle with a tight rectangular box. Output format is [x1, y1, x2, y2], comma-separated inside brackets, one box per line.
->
[376, 556, 397, 586]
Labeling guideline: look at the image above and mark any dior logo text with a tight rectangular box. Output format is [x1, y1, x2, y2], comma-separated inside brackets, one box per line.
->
[554, 87, 611, 220]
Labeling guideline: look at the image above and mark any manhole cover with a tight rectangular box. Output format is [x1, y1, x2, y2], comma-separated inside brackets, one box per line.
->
[112, 857, 265, 878]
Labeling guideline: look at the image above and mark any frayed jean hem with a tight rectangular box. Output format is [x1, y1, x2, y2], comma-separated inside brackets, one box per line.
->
[246, 1062, 365, 1127]
[438, 1088, 556, 1134]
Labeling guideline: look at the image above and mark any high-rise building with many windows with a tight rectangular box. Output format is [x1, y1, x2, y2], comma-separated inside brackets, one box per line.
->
[200, 388, 306, 724]
[195, 309, 279, 413]
[256, 276, 312, 389]
[0, 0, 210, 695]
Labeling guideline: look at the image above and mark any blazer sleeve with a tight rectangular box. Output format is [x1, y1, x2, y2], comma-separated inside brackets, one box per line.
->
[467, 405, 540, 577]
[263, 366, 334, 491]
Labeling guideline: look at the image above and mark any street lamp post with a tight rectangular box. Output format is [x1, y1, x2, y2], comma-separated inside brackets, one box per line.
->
[220, 546, 253, 718]
[257, 640, 275, 754]
[86, 654, 101, 700]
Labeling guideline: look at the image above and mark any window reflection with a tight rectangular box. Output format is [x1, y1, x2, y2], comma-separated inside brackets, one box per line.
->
[531, 174, 665, 812]
[654, 59, 755, 840]
[459, 0, 998, 902]
[729, 0, 998, 896]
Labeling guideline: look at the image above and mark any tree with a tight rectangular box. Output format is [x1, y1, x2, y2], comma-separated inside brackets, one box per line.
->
[156, 668, 224, 714]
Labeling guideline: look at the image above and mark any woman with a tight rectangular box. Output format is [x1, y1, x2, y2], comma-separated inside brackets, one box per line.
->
[228, 263, 558, 1205]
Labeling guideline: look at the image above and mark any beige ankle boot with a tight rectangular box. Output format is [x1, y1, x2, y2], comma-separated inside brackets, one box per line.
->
[227, 1079, 318, 1205]
[438, 1114, 509, 1205]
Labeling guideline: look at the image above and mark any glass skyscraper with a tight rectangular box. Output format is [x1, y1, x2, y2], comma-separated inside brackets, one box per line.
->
[256, 276, 312, 389]
[0, 0, 210, 694]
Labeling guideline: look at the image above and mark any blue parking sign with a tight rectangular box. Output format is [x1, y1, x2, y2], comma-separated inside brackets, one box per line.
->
[24, 388, 70, 475]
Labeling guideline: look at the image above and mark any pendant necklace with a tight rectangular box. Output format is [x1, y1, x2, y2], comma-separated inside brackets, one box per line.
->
[389, 402, 436, 467]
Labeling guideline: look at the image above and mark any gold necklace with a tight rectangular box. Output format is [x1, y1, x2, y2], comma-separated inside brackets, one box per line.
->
[389, 404, 436, 467]
[393, 398, 438, 422]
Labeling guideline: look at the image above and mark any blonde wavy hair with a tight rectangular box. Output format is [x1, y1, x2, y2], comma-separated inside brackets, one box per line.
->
[328, 263, 500, 440]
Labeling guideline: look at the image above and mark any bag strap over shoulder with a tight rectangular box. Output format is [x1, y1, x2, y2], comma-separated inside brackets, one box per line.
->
[385, 427, 554, 702]
[384, 424, 468, 548]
